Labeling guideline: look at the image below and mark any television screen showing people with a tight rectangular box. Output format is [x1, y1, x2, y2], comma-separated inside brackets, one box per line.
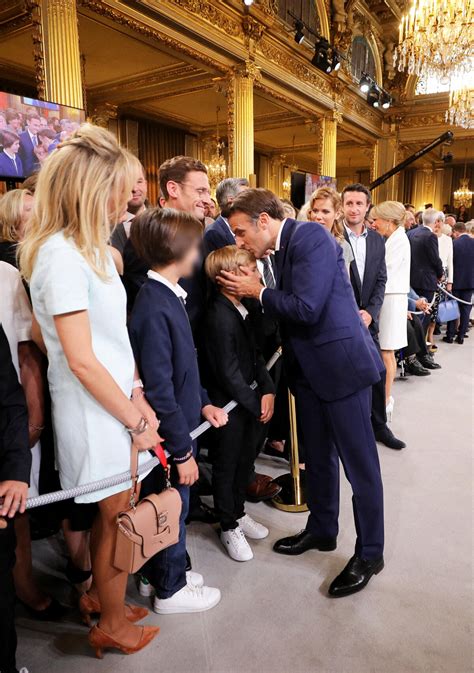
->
[0, 92, 85, 180]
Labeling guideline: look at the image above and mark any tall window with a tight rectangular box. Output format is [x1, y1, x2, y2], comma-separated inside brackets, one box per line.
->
[278, 0, 321, 36]
[351, 35, 376, 81]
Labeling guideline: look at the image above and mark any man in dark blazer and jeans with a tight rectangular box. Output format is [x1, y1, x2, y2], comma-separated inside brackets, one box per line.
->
[342, 183, 405, 451]
[218, 189, 385, 597]
[445, 223, 474, 344]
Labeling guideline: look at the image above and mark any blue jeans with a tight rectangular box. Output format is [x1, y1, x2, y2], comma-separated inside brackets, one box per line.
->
[140, 461, 191, 599]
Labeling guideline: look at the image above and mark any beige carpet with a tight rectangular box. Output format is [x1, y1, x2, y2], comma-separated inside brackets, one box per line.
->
[17, 335, 473, 673]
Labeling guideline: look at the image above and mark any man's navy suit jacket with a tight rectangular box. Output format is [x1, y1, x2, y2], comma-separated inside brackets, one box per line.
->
[452, 234, 474, 290]
[203, 216, 234, 256]
[128, 278, 210, 459]
[262, 219, 382, 402]
[344, 227, 387, 338]
[0, 151, 24, 178]
[407, 225, 443, 292]
[18, 131, 36, 176]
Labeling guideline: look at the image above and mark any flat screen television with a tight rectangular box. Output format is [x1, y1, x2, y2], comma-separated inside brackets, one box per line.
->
[0, 92, 85, 181]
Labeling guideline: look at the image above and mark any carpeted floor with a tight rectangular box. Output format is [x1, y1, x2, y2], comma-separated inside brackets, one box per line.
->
[16, 336, 473, 673]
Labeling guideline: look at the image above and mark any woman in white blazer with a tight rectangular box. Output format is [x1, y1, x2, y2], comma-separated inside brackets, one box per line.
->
[371, 201, 411, 420]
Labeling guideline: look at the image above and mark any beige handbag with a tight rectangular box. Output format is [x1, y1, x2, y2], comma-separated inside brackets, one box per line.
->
[114, 443, 182, 574]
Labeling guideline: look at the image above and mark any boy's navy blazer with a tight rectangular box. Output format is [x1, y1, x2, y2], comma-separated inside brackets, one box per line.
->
[203, 293, 275, 417]
[129, 278, 210, 458]
[203, 216, 235, 256]
[262, 219, 382, 402]
[452, 234, 474, 290]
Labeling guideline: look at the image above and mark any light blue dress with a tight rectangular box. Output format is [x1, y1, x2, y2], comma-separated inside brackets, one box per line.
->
[30, 232, 148, 503]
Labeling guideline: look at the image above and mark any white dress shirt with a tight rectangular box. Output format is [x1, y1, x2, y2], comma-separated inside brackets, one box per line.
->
[234, 301, 249, 320]
[147, 269, 188, 302]
[343, 221, 368, 284]
[438, 233, 454, 283]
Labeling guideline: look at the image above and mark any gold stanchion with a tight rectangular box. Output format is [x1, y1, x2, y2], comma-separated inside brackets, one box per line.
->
[271, 391, 308, 512]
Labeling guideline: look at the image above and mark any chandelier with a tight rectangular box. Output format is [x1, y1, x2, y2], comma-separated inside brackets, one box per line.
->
[446, 76, 474, 129]
[395, 0, 474, 80]
[453, 150, 473, 208]
[206, 106, 226, 191]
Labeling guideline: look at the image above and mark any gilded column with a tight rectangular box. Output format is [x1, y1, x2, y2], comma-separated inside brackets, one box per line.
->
[319, 111, 340, 178]
[227, 61, 260, 180]
[29, 0, 83, 109]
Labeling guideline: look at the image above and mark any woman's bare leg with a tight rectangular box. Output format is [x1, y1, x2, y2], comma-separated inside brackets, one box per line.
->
[381, 350, 396, 401]
[90, 487, 142, 646]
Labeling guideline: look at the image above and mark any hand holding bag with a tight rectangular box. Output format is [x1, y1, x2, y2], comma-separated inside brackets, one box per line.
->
[437, 298, 460, 324]
[114, 444, 182, 573]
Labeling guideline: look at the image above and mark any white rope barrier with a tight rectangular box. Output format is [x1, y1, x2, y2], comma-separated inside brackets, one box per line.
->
[24, 349, 282, 510]
[409, 285, 473, 315]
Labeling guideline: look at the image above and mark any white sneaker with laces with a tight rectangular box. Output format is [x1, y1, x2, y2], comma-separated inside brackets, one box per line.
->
[153, 583, 221, 614]
[220, 527, 254, 561]
[238, 514, 269, 540]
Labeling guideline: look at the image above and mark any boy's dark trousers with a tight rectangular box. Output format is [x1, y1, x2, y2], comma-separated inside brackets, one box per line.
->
[212, 406, 258, 531]
[140, 459, 190, 600]
[0, 520, 18, 673]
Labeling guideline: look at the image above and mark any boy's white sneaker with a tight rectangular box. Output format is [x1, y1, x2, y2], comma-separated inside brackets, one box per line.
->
[238, 514, 269, 540]
[220, 527, 254, 561]
[139, 570, 203, 597]
[153, 583, 221, 614]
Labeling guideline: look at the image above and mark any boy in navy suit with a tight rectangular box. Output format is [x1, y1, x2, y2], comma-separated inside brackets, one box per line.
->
[128, 207, 228, 614]
[204, 246, 275, 561]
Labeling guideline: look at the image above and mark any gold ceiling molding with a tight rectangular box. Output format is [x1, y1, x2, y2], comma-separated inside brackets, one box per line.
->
[77, 0, 231, 74]
[254, 80, 321, 121]
[0, 10, 31, 36]
[258, 37, 333, 98]
[168, 0, 241, 37]
[399, 112, 451, 128]
[88, 63, 202, 99]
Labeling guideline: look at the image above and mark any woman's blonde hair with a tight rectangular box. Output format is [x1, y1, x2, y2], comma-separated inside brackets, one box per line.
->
[0, 189, 33, 242]
[310, 187, 344, 242]
[371, 201, 407, 228]
[205, 245, 255, 284]
[19, 123, 140, 281]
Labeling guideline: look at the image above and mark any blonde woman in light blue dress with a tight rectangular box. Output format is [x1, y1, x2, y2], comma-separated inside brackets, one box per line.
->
[20, 124, 161, 658]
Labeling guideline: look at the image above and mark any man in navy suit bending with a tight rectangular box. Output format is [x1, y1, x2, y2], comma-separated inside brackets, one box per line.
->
[218, 188, 385, 597]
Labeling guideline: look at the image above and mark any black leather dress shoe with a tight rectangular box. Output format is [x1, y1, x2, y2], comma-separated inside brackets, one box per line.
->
[328, 555, 384, 597]
[374, 426, 406, 450]
[417, 355, 441, 370]
[273, 529, 337, 555]
[442, 336, 453, 344]
[405, 358, 431, 376]
[185, 502, 219, 525]
[455, 336, 464, 344]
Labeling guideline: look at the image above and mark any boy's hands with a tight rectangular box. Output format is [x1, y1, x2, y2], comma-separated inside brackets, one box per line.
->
[0, 480, 29, 518]
[260, 394, 275, 424]
[176, 456, 199, 486]
[202, 404, 228, 428]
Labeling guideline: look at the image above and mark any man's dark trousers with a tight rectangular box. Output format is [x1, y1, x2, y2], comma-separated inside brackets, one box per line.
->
[0, 521, 18, 673]
[294, 380, 384, 560]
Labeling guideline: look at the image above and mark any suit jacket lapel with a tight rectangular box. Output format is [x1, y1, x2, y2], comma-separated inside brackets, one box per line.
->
[276, 219, 296, 288]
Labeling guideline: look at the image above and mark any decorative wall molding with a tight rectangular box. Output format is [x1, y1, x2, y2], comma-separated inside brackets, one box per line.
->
[171, 0, 241, 37]
[25, 0, 45, 100]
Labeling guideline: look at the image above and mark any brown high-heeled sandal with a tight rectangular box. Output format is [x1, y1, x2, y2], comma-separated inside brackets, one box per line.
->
[79, 592, 148, 626]
[88, 623, 160, 659]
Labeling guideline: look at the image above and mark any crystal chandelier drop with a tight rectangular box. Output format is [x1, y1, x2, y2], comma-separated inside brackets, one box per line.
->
[446, 76, 474, 129]
[206, 106, 226, 191]
[395, 0, 474, 80]
[453, 150, 473, 208]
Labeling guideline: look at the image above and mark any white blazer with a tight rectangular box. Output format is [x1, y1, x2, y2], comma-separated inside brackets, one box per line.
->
[438, 233, 454, 282]
[384, 226, 411, 294]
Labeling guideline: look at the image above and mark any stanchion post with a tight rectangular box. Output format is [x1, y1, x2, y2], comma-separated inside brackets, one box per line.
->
[271, 390, 308, 512]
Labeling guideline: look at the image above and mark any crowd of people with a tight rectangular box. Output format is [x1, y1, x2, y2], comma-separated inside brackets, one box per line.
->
[0, 123, 473, 672]
[0, 107, 80, 178]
